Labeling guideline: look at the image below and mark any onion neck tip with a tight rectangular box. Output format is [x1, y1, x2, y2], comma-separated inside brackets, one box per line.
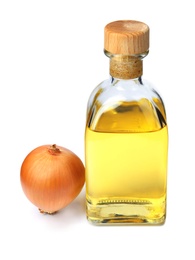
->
[48, 144, 61, 155]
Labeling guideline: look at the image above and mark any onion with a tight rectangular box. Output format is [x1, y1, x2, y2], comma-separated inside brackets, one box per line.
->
[20, 144, 85, 214]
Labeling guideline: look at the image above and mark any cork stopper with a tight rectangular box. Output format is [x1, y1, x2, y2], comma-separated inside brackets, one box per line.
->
[104, 20, 149, 79]
[104, 20, 149, 55]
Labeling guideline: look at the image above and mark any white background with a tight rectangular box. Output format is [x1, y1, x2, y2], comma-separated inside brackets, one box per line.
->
[0, 0, 194, 259]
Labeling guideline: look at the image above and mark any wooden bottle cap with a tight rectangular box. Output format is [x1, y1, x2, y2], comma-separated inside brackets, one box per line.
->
[104, 20, 149, 55]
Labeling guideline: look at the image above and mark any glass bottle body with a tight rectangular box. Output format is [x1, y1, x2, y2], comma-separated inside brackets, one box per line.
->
[85, 75, 168, 224]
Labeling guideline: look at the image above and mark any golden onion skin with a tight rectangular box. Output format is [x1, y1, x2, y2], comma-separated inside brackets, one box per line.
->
[20, 144, 85, 214]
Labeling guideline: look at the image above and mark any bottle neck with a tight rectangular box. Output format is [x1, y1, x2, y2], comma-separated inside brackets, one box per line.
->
[105, 50, 148, 80]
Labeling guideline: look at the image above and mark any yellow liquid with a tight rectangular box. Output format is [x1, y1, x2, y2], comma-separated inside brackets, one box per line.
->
[85, 126, 168, 224]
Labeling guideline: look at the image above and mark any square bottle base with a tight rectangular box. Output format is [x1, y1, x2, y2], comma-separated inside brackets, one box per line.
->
[86, 199, 166, 225]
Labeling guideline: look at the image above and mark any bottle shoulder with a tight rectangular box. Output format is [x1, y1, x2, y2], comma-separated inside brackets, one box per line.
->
[86, 77, 167, 133]
[88, 78, 164, 103]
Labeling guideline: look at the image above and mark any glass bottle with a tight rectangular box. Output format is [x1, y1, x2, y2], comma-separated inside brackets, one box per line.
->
[85, 20, 168, 225]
